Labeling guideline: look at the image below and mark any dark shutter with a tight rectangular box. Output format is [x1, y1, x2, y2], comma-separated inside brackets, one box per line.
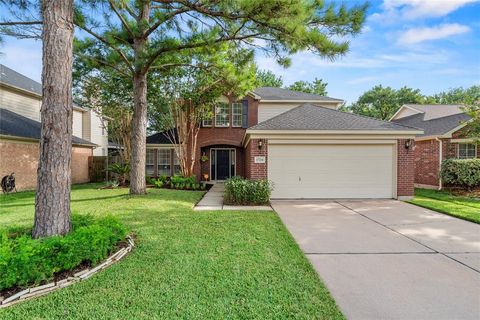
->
[242, 99, 249, 128]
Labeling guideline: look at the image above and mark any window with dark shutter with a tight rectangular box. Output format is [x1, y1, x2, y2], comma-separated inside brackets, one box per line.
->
[242, 100, 249, 128]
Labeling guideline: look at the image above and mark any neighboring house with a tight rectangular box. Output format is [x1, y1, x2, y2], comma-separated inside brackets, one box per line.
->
[147, 87, 422, 200]
[0, 64, 109, 156]
[0, 64, 107, 190]
[391, 104, 478, 189]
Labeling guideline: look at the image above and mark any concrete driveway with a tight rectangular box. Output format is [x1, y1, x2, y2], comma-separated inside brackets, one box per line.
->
[272, 200, 480, 320]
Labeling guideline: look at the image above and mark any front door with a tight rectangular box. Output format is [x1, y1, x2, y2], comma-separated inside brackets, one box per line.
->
[211, 148, 235, 181]
[216, 149, 230, 180]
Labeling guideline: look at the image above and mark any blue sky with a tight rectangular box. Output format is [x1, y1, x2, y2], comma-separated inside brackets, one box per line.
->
[1, 0, 479, 104]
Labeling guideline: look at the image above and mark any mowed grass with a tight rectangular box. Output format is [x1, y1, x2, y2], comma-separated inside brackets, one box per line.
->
[409, 188, 480, 224]
[0, 184, 343, 319]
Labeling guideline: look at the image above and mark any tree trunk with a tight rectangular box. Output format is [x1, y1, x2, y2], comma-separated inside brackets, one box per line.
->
[32, 0, 74, 238]
[129, 71, 148, 194]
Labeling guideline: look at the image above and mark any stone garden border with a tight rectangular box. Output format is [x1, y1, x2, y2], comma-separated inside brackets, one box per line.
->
[0, 235, 135, 309]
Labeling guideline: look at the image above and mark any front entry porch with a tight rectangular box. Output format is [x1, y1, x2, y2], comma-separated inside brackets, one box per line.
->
[199, 145, 244, 182]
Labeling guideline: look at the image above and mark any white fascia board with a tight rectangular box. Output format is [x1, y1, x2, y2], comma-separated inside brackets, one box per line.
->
[389, 105, 423, 121]
[245, 129, 423, 135]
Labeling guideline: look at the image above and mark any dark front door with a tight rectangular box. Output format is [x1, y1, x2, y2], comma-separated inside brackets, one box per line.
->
[216, 149, 230, 180]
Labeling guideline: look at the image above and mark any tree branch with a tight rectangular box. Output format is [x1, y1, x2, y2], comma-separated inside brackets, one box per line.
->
[108, 0, 135, 38]
[76, 24, 134, 74]
[0, 20, 43, 26]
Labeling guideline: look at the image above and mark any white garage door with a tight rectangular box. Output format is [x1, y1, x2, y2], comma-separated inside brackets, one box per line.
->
[268, 144, 395, 199]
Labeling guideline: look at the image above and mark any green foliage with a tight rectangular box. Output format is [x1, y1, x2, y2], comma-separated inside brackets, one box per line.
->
[108, 162, 130, 186]
[428, 86, 480, 105]
[255, 69, 283, 88]
[440, 159, 480, 190]
[347, 85, 425, 120]
[224, 177, 272, 205]
[0, 215, 127, 291]
[148, 175, 203, 190]
[287, 78, 328, 96]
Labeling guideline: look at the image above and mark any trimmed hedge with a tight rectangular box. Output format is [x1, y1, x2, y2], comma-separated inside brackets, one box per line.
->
[440, 159, 480, 189]
[224, 176, 272, 205]
[0, 215, 127, 291]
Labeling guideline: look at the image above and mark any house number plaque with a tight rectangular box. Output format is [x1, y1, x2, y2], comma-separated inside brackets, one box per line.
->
[254, 156, 266, 164]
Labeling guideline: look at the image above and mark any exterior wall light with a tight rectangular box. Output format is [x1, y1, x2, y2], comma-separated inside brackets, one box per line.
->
[405, 139, 412, 149]
[258, 139, 264, 150]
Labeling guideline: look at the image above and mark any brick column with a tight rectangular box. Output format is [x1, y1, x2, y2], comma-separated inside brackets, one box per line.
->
[245, 139, 268, 180]
[397, 139, 415, 200]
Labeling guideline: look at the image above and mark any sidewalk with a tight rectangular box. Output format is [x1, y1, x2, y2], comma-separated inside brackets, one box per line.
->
[194, 183, 272, 211]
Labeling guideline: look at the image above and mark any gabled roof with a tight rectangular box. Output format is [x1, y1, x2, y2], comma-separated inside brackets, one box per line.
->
[0, 108, 96, 147]
[393, 104, 465, 121]
[252, 87, 343, 102]
[0, 64, 42, 95]
[392, 112, 471, 137]
[146, 129, 177, 145]
[248, 103, 421, 132]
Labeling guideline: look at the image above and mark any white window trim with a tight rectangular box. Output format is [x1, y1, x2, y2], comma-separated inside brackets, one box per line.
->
[157, 148, 172, 175]
[215, 103, 230, 127]
[457, 143, 477, 159]
[232, 102, 243, 127]
[202, 119, 212, 127]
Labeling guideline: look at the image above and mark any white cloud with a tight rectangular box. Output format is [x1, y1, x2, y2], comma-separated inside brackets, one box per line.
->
[371, 0, 480, 22]
[397, 23, 471, 44]
[0, 39, 42, 81]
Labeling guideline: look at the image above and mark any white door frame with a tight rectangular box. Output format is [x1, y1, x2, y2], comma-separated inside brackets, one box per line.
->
[210, 148, 236, 181]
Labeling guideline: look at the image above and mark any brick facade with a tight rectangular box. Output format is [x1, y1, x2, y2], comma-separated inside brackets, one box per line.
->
[397, 139, 415, 198]
[413, 139, 440, 187]
[0, 139, 92, 191]
[245, 139, 268, 180]
[412, 125, 479, 188]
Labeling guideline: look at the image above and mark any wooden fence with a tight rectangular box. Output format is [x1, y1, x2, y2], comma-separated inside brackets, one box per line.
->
[88, 156, 108, 182]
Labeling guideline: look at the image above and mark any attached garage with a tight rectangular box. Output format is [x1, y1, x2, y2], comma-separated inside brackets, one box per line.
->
[244, 104, 423, 200]
[268, 143, 395, 199]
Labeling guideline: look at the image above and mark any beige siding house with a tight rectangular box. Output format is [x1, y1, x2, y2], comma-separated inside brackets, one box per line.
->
[0, 64, 107, 190]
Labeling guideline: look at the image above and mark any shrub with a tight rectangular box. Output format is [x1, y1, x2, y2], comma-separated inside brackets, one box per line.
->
[0, 215, 128, 291]
[108, 163, 130, 186]
[440, 159, 480, 190]
[224, 176, 272, 205]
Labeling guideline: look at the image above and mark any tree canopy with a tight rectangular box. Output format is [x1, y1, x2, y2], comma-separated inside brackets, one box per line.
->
[255, 69, 283, 88]
[287, 78, 328, 96]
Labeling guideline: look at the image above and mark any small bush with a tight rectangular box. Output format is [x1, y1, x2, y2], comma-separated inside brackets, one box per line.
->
[441, 159, 480, 190]
[0, 215, 128, 291]
[224, 176, 272, 205]
[148, 175, 204, 190]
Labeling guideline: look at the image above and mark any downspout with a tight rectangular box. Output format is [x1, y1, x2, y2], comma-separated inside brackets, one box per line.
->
[436, 138, 442, 190]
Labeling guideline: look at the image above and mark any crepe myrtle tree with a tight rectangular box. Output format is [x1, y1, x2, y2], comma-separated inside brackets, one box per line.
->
[151, 45, 257, 177]
[2, 0, 367, 196]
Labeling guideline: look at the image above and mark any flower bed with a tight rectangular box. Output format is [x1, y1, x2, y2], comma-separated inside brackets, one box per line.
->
[0, 215, 128, 305]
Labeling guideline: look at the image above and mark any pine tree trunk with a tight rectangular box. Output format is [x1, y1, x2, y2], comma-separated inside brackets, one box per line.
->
[129, 71, 148, 194]
[32, 0, 74, 238]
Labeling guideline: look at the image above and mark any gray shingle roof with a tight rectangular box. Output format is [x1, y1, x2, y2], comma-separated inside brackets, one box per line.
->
[400, 104, 464, 121]
[0, 64, 42, 95]
[248, 103, 420, 131]
[146, 129, 177, 144]
[0, 108, 96, 146]
[392, 112, 471, 137]
[253, 87, 343, 102]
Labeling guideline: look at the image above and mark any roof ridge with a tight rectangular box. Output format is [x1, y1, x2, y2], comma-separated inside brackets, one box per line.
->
[310, 104, 423, 131]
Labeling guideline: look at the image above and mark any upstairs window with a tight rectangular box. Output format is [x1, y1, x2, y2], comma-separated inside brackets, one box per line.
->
[458, 143, 477, 159]
[202, 108, 213, 127]
[232, 102, 243, 127]
[215, 102, 229, 127]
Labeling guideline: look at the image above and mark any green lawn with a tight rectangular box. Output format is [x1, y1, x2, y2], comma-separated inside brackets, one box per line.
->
[408, 188, 480, 224]
[0, 184, 343, 319]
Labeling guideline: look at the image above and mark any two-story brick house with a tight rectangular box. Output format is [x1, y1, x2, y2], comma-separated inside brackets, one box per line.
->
[391, 104, 478, 189]
[147, 87, 422, 200]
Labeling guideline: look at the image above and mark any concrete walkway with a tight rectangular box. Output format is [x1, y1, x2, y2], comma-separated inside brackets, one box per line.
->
[272, 200, 480, 320]
[194, 183, 272, 211]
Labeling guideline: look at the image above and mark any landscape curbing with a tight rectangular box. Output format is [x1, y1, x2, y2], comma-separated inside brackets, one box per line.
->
[0, 235, 135, 309]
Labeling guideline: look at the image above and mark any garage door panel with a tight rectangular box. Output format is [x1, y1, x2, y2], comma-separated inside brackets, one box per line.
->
[269, 144, 394, 199]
